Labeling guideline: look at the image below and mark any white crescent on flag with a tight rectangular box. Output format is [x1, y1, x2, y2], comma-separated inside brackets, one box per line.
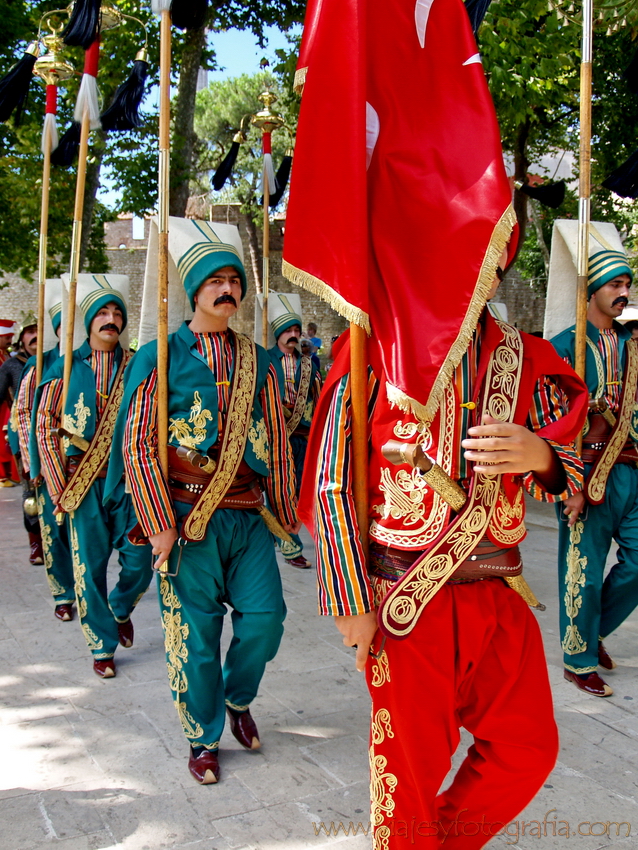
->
[414, 0, 436, 48]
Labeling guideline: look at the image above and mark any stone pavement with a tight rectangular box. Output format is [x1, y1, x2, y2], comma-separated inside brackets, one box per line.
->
[1, 489, 637, 850]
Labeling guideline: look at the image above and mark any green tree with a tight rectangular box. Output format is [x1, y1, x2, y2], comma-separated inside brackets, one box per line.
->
[193, 71, 296, 288]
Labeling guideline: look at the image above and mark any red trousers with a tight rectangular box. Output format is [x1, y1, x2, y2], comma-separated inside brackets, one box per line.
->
[366, 578, 558, 849]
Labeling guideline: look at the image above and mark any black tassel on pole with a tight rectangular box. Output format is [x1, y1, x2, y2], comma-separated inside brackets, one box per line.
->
[212, 139, 241, 190]
[0, 43, 39, 124]
[464, 0, 492, 34]
[100, 56, 149, 131]
[50, 122, 81, 167]
[268, 154, 293, 207]
[62, 0, 102, 49]
[517, 180, 566, 209]
[624, 48, 638, 95]
[170, 0, 209, 31]
[603, 150, 638, 199]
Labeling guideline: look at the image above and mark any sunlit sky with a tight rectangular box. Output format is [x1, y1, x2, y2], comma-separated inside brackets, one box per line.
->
[98, 24, 300, 208]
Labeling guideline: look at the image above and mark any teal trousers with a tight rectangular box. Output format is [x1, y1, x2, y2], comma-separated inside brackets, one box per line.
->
[277, 434, 306, 560]
[36, 484, 75, 605]
[68, 478, 153, 660]
[557, 463, 638, 673]
[158, 505, 286, 750]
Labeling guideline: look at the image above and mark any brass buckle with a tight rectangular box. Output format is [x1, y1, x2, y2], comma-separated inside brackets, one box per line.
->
[153, 536, 185, 577]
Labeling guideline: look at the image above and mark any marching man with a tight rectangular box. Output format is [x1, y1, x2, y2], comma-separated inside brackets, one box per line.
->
[108, 219, 298, 785]
[548, 221, 638, 698]
[267, 293, 322, 568]
[34, 274, 153, 677]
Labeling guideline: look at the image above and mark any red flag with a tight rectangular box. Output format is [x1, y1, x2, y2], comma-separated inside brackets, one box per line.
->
[283, 0, 515, 422]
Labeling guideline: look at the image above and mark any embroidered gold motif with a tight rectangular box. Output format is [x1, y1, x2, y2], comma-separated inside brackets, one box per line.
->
[562, 519, 587, 655]
[286, 354, 312, 434]
[371, 709, 394, 745]
[373, 467, 428, 525]
[490, 485, 526, 546]
[303, 398, 313, 423]
[380, 322, 523, 638]
[169, 391, 214, 449]
[183, 333, 258, 541]
[370, 651, 391, 688]
[248, 417, 269, 463]
[586, 339, 638, 503]
[59, 353, 131, 513]
[370, 707, 397, 847]
[160, 576, 204, 739]
[63, 392, 91, 448]
[68, 516, 90, 623]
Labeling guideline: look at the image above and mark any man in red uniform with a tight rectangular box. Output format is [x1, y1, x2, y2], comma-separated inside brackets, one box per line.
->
[302, 260, 588, 848]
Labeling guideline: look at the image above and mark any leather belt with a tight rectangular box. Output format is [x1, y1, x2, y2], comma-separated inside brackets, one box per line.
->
[66, 455, 108, 480]
[582, 439, 638, 466]
[370, 538, 522, 584]
[167, 448, 262, 509]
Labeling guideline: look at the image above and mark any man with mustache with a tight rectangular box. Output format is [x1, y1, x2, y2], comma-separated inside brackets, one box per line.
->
[551, 246, 638, 697]
[10, 284, 76, 617]
[108, 219, 297, 785]
[34, 275, 153, 677]
[268, 295, 322, 568]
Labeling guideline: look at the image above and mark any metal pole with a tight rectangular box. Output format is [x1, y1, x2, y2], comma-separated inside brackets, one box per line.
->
[262, 166, 270, 349]
[575, 0, 593, 451]
[36, 118, 51, 386]
[157, 8, 171, 478]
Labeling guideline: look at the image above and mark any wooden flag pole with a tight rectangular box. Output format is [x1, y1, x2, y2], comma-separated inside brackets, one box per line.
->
[262, 165, 270, 349]
[157, 7, 171, 479]
[36, 117, 51, 386]
[61, 104, 90, 419]
[575, 0, 593, 451]
[350, 322, 369, 561]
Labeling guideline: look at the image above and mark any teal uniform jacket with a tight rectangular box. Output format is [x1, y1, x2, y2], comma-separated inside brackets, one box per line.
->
[106, 321, 272, 504]
[268, 345, 319, 431]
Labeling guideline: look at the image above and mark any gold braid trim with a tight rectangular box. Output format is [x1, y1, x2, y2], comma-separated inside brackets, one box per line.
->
[59, 352, 131, 512]
[586, 338, 638, 503]
[286, 354, 312, 435]
[282, 259, 371, 334]
[182, 332, 257, 541]
[385, 205, 517, 425]
[293, 66, 307, 94]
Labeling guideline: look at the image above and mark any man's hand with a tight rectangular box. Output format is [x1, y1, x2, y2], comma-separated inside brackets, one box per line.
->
[149, 527, 178, 570]
[283, 520, 302, 535]
[562, 491, 586, 527]
[462, 414, 555, 477]
[334, 611, 379, 672]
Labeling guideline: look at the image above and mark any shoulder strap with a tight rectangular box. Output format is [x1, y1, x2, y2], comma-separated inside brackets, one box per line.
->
[585, 337, 638, 504]
[286, 355, 312, 435]
[59, 351, 132, 512]
[181, 331, 258, 541]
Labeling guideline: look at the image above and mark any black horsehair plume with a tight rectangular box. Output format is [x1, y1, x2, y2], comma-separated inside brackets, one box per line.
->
[212, 139, 241, 191]
[603, 150, 638, 199]
[62, 0, 101, 49]
[100, 55, 149, 131]
[464, 0, 492, 35]
[517, 180, 566, 209]
[50, 122, 81, 167]
[170, 0, 209, 31]
[268, 154, 293, 207]
[0, 43, 39, 124]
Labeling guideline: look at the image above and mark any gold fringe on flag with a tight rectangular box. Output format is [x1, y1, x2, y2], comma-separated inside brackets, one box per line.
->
[282, 258, 371, 333]
[385, 204, 517, 426]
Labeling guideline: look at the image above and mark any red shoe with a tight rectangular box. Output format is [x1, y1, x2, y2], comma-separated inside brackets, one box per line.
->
[598, 641, 617, 671]
[285, 555, 312, 570]
[188, 747, 220, 784]
[93, 659, 116, 679]
[227, 707, 261, 750]
[564, 668, 612, 697]
[54, 604, 73, 622]
[28, 532, 44, 565]
[117, 619, 134, 648]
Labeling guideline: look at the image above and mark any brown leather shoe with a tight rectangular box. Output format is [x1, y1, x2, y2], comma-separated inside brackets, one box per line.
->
[227, 707, 261, 749]
[598, 640, 617, 670]
[93, 659, 116, 679]
[285, 555, 312, 569]
[54, 604, 73, 622]
[188, 747, 220, 784]
[117, 619, 134, 648]
[564, 668, 612, 697]
[28, 532, 44, 565]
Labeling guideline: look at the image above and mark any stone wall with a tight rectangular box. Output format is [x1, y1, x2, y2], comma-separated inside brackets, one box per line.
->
[0, 208, 606, 346]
